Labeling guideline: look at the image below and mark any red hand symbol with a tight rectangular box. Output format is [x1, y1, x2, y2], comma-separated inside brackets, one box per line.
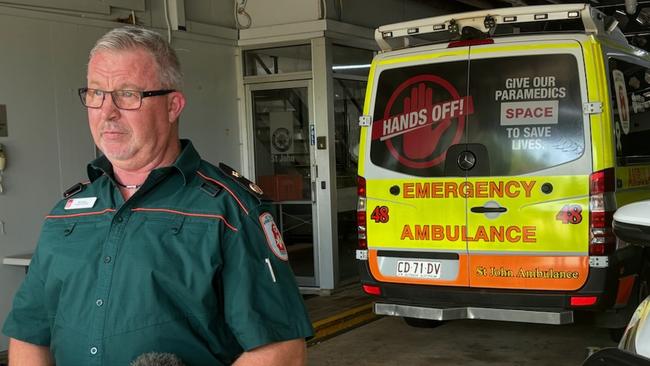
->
[402, 83, 450, 159]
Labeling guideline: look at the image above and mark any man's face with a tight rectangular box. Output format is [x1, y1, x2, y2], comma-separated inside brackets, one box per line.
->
[86, 48, 184, 170]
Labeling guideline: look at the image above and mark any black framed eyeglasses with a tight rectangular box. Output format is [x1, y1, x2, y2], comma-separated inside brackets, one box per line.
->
[78, 88, 175, 110]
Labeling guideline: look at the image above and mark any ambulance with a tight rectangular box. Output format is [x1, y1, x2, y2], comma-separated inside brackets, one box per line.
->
[356, 3, 650, 335]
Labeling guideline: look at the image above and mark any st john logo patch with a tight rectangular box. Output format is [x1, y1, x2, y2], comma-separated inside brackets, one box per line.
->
[259, 212, 289, 261]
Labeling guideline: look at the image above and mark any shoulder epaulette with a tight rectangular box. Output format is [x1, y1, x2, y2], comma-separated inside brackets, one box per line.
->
[63, 182, 86, 198]
[198, 178, 223, 197]
[218, 163, 264, 199]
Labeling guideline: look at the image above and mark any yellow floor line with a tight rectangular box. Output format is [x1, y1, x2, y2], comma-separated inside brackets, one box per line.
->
[312, 303, 374, 327]
[309, 303, 380, 345]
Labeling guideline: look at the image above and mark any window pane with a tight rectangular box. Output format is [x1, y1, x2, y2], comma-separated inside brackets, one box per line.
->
[333, 78, 366, 281]
[608, 58, 650, 165]
[467, 54, 584, 175]
[370, 60, 469, 177]
[332, 45, 374, 77]
[252, 87, 315, 278]
[369, 54, 584, 177]
[244, 45, 311, 76]
[334, 79, 365, 187]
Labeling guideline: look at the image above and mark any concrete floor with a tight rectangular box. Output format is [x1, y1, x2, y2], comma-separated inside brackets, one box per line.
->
[305, 284, 371, 321]
[308, 315, 617, 366]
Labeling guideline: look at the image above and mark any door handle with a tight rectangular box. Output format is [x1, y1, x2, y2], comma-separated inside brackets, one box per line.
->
[470, 206, 507, 213]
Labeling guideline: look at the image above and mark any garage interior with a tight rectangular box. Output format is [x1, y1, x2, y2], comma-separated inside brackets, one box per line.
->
[0, 0, 649, 360]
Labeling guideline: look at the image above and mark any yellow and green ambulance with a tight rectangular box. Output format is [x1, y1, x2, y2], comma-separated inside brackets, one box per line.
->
[356, 3, 650, 334]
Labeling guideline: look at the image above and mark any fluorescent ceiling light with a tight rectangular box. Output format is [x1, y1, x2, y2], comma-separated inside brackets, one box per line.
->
[332, 64, 372, 70]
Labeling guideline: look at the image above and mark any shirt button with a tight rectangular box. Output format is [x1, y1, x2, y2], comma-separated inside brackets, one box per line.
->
[116, 216, 123, 223]
[90, 347, 98, 355]
[96, 299, 103, 307]
[104, 256, 112, 264]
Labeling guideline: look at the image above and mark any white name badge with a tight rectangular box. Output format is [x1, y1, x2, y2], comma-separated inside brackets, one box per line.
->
[64, 197, 97, 210]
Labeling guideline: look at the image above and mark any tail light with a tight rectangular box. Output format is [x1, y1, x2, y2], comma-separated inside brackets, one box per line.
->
[570, 296, 598, 307]
[589, 168, 616, 256]
[357, 176, 367, 249]
[447, 38, 494, 48]
[362, 284, 381, 296]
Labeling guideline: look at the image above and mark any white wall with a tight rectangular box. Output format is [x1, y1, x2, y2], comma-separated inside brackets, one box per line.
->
[0, 12, 99, 352]
[176, 35, 240, 165]
[244, 0, 471, 29]
[0, 3, 239, 350]
[244, 0, 321, 28]
[184, 0, 236, 28]
[337, 0, 470, 28]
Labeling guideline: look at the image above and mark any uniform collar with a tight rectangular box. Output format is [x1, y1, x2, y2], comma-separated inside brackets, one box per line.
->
[172, 139, 202, 185]
[87, 139, 201, 186]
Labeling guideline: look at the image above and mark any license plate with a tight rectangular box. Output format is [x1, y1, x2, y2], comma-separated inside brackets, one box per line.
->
[396, 260, 441, 279]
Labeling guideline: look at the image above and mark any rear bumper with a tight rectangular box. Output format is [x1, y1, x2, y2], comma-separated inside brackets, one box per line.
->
[360, 273, 612, 310]
[375, 302, 574, 325]
[358, 245, 645, 315]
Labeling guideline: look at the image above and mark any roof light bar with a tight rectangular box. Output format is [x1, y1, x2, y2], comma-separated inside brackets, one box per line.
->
[374, 4, 608, 52]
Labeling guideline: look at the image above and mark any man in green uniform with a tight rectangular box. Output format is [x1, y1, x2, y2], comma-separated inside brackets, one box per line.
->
[2, 26, 313, 365]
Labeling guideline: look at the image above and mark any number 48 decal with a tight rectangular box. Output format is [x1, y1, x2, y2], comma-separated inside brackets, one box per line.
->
[371, 206, 390, 223]
[556, 204, 583, 224]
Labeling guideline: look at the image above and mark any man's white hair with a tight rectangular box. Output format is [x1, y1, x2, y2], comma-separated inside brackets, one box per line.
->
[90, 26, 183, 90]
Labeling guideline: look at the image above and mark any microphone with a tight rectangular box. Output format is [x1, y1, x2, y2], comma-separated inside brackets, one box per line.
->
[130, 352, 186, 366]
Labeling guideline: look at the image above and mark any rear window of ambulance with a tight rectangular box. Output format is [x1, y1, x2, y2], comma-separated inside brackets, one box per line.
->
[369, 54, 584, 177]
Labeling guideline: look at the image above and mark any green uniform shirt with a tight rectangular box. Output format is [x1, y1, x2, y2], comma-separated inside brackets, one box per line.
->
[3, 140, 313, 365]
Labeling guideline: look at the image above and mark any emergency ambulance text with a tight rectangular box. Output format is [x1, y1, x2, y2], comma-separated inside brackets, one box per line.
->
[400, 224, 536, 243]
[402, 180, 536, 199]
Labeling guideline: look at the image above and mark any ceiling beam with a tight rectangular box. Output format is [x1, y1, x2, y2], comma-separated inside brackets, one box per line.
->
[453, 0, 499, 9]
[493, 0, 530, 6]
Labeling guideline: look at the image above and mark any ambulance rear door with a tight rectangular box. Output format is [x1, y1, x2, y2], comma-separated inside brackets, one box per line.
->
[463, 39, 591, 291]
[363, 45, 473, 288]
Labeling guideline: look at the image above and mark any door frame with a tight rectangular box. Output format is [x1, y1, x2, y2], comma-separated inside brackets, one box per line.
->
[245, 80, 321, 288]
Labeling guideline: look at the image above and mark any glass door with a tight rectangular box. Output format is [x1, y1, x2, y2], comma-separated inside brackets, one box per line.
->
[248, 81, 317, 286]
[333, 78, 366, 282]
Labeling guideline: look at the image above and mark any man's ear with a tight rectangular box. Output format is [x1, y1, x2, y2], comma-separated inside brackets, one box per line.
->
[168, 91, 186, 123]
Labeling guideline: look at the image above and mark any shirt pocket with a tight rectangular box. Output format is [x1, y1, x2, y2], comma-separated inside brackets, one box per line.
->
[38, 219, 111, 330]
[109, 215, 221, 333]
[41, 219, 110, 258]
[40, 219, 110, 267]
[135, 216, 218, 281]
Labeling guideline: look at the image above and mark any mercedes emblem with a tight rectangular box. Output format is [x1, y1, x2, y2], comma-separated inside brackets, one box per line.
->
[457, 151, 476, 171]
